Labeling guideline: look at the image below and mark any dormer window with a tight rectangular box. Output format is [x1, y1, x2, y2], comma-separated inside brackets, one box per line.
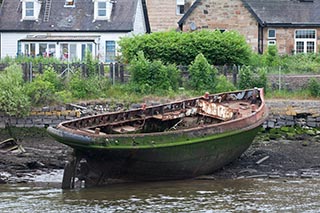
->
[25, 2, 34, 17]
[22, 0, 41, 21]
[65, 0, 75, 7]
[93, 0, 112, 21]
[98, 2, 107, 16]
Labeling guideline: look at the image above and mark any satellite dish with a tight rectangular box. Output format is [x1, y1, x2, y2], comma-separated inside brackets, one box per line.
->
[190, 22, 196, 31]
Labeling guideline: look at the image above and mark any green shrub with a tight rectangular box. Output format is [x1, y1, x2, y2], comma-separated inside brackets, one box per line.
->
[308, 78, 320, 97]
[119, 30, 252, 66]
[238, 66, 267, 90]
[264, 45, 280, 67]
[128, 51, 180, 94]
[84, 50, 99, 77]
[0, 64, 30, 116]
[25, 66, 62, 106]
[187, 53, 218, 92]
[215, 75, 236, 93]
[67, 70, 111, 99]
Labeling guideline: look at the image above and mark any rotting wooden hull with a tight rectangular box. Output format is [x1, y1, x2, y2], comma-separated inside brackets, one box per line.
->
[47, 88, 268, 186]
[76, 126, 261, 182]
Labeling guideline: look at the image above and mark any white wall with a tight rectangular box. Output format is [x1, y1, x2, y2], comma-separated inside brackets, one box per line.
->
[0, 33, 26, 58]
[133, 0, 147, 35]
[0, 32, 132, 62]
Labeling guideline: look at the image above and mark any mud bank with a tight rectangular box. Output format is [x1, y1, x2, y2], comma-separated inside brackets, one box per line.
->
[1, 126, 320, 184]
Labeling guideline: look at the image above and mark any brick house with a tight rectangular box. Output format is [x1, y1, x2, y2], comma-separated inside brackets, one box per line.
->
[177, 0, 320, 55]
[0, 0, 150, 62]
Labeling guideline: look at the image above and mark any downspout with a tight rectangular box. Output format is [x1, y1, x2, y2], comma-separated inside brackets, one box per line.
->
[258, 24, 264, 54]
[141, 0, 151, 33]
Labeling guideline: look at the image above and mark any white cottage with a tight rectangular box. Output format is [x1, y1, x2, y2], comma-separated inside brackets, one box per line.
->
[0, 0, 150, 62]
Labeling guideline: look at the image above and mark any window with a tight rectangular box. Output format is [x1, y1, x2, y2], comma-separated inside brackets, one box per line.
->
[25, 1, 34, 17]
[81, 43, 93, 60]
[176, 0, 185, 15]
[98, 2, 107, 17]
[295, 29, 316, 53]
[60, 43, 78, 61]
[65, 0, 75, 7]
[268, 29, 276, 39]
[93, 0, 111, 20]
[105, 41, 116, 63]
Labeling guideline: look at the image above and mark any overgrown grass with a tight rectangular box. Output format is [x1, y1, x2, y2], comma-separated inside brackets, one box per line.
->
[266, 89, 317, 100]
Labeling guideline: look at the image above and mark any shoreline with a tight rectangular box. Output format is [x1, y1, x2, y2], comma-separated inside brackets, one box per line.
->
[1, 127, 320, 185]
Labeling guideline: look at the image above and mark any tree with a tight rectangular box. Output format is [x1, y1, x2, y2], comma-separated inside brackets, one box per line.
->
[188, 53, 218, 92]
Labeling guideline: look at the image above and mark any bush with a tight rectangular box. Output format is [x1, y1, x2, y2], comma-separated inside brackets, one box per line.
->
[83, 50, 99, 77]
[0, 64, 30, 116]
[187, 53, 218, 92]
[25, 66, 62, 106]
[119, 30, 252, 66]
[238, 66, 267, 90]
[67, 70, 111, 99]
[128, 51, 180, 94]
[308, 78, 320, 97]
[264, 45, 280, 67]
[215, 75, 236, 93]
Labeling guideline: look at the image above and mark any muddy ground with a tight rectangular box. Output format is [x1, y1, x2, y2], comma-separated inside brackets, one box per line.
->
[1, 127, 320, 184]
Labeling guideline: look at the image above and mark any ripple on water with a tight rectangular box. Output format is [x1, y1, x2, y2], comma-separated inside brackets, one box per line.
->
[0, 178, 320, 212]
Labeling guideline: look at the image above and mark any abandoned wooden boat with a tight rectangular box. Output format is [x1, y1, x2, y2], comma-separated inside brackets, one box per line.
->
[47, 88, 268, 187]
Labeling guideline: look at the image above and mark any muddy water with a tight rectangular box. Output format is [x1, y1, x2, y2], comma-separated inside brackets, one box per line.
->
[1, 174, 320, 213]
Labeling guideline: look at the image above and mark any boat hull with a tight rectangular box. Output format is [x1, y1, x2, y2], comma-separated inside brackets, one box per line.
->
[46, 88, 268, 186]
[70, 126, 261, 183]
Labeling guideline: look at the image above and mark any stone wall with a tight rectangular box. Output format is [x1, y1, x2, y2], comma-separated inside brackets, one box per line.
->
[180, 0, 259, 52]
[268, 74, 320, 91]
[264, 100, 320, 129]
[1, 100, 320, 129]
[146, 0, 193, 32]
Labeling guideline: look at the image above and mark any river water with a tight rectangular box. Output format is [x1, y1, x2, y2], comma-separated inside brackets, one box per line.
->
[1, 171, 320, 213]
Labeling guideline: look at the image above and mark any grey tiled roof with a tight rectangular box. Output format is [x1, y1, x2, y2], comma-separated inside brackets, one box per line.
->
[178, 0, 320, 27]
[0, 0, 139, 32]
[242, 0, 320, 26]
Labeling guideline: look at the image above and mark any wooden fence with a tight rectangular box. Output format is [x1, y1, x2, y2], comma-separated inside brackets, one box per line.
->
[108, 63, 240, 86]
[0, 62, 106, 82]
[0, 62, 239, 86]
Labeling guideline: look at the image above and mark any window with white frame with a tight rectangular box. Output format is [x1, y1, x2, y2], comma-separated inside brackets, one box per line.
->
[21, 42, 56, 57]
[25, 1, 34, 17]
[81, 43, 93, 60]
[22, 0, 42, 20]
[105, 41, 116, 63]
[295, 29, 316, 53]
[65, 0, 75, 7]
[268, 29, 276, 39]
[93, 0, 112, 20]
[176, 0, 185, 15]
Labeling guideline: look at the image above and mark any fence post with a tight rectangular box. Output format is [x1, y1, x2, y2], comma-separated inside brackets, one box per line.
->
[120, 64, 124, 83]
[278, 66, 282, 91]
[38, 63, 43, 74]
[29, 62, 33, 82]
[232, 64, 237, 86]
[21, 63, 28, 82]
[115, 62, 119, 83]
[99, 63, 105, 77]
[81, 63, 86, 77]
